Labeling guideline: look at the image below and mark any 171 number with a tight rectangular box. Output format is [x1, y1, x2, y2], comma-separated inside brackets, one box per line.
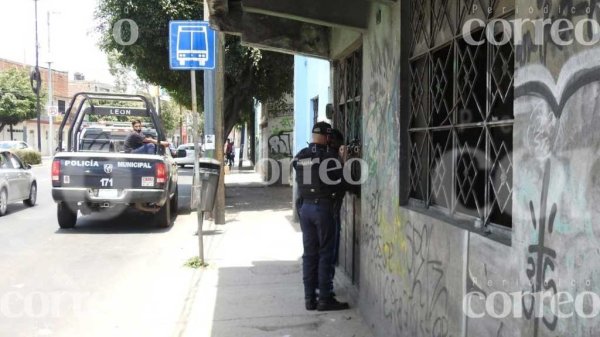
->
[100, 178, 113, 187]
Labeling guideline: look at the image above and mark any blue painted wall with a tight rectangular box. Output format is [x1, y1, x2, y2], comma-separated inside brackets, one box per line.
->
[293, 55, 331, 155]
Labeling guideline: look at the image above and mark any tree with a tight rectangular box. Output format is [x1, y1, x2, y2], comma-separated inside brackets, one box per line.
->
[95, 0, 293, 140]
[0, 68, 39, 133]
[159, 99, 180, 134]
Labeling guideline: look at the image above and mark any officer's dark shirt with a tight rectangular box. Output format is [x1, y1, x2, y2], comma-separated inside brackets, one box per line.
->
[123, 131, 145, 153]
[293, 143, 343, 199]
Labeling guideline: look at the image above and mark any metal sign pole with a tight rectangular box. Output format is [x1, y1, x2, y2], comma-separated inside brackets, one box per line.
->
[191, 70, 204, 263]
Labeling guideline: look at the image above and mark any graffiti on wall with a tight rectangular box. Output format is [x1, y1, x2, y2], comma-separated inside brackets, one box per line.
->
[523, 159, 558, 336]
[515, 47, 600, 121]
[268, 131, 293, 158]
[266, 99, 293, 117]
[363, 222, 451, 337]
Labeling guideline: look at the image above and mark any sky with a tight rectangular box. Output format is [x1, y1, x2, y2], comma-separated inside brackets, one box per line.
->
[0, 0, 113, 83]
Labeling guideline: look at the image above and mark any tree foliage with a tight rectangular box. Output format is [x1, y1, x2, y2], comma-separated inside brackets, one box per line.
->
[159, 99, 180, 133]
[95, 0, 293, 139]
[0, 68, 40, 132]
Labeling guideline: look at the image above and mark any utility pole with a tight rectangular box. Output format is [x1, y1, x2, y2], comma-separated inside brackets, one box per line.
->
[34, 0, 41, 152]
[179, 104, 183, 145]
[238, 122, 245, 168]
[47, 11, 54, 156]
[204, 2, 225, 225]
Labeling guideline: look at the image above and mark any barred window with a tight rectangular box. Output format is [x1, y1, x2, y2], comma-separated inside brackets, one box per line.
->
[407, 0, 514, 228]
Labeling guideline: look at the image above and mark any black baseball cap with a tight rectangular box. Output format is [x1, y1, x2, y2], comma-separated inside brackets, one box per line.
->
[312, 121, 332, 135]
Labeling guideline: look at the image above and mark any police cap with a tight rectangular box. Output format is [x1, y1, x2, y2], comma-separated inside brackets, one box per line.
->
[312, 121, 332, 135]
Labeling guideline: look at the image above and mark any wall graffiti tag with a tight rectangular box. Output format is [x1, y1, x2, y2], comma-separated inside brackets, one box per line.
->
[364, 221, 452, 337]
[523, 159, 558, 336]
[268, 131, 293, 158]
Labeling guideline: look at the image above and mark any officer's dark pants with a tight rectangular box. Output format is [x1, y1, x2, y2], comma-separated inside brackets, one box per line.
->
[331, 199, 342, 288]
[298, 200, 336, 300]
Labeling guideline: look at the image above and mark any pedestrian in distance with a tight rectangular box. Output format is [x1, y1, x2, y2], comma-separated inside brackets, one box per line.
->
[292, 121, 350, 312]
[225, 138, 234, 169]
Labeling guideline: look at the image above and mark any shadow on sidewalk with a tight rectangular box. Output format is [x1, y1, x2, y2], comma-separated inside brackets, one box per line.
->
[207, 260, 372, 337]
[225, 183, 295, 224]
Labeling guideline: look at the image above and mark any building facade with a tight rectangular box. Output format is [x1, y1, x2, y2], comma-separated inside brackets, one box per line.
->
[210, 1, 600, 336]
[255, 95, 295, 184]
[0, 58, 68, 155]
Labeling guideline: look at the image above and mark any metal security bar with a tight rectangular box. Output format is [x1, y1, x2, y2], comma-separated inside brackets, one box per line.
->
[333, 47, 363, 284]
[407, 0, 514, 228]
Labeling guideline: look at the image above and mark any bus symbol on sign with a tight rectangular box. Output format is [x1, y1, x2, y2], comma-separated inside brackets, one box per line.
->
[169, 21, 215, 70]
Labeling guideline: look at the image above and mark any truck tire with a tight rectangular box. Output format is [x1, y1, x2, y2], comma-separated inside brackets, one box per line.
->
[57, 202, 77, 228]
[170, 185, 178, 216]
[156, 197, 172, 228]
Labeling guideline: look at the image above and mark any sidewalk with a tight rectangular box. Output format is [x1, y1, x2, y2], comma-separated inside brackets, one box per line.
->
[179, 166, 374, 337]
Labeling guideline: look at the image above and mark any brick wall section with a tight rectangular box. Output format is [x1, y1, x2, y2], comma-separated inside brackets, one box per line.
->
[0, 58, 69, 102]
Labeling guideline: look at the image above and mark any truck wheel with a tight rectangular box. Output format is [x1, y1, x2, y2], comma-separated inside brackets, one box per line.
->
[23, 182, 37, 207]
[156, 198, 172, 228]
[170, 185, 178, 216]
[57, 202, 77, 228]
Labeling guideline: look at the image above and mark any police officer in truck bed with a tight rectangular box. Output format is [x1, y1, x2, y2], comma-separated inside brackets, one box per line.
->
[292, 121, 349, 311]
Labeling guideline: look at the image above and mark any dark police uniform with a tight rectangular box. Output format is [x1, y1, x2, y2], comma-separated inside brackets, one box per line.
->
[293, 122, 348, 311]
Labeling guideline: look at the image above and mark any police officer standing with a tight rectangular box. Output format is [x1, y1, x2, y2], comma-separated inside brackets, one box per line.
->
[293, 121, 349, 311]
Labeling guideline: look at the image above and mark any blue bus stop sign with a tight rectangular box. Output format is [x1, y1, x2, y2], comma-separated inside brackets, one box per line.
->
[169, 21, 216, 70]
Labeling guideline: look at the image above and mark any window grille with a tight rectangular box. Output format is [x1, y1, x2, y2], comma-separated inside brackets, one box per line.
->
[407, 0, 514, 228]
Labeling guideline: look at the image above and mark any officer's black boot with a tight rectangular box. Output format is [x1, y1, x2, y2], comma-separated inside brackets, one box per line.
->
[317, 296, 349, 311]
[305, 296, 317, 311]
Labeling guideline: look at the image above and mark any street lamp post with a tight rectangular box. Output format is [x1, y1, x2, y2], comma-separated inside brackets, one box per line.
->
[47, 11, 54, 156]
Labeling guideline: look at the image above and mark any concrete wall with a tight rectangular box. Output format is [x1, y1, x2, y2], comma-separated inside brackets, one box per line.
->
[332, 1, 600, 337]
[255, 96, 295, 184]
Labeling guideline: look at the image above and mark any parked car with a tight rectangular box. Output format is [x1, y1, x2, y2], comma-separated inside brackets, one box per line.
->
[174, 143, 203, 168]
[0, 150, 37, 215]
[0, 141, 31, 151]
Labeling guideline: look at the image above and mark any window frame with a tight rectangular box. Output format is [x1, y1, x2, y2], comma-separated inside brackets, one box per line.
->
[403, 0, 515, 240]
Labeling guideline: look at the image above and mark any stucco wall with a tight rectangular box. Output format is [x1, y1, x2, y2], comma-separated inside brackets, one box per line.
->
[292, 56, 331, 213]
[512, 1, 600, 336]
[350, 1, 600, 337]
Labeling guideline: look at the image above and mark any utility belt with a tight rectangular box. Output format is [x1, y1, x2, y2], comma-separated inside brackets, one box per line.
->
[301, 193, 337, 205]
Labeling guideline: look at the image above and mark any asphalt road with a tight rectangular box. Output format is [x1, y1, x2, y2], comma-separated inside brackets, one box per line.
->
[0, 161, 200, 337]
